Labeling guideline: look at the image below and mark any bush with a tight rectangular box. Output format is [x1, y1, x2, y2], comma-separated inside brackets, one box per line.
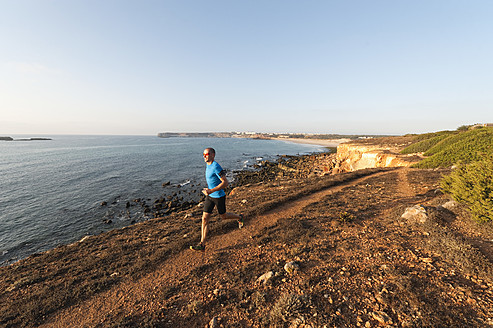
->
[441, 155, 493, 223]
[457, 125, 472, 132]
[414, 128, 493, 168]
[268, 293, 308, 326]
[400, 131, 456, 154]
[412, 130, 456, 142]
[339, 211, 355, 223]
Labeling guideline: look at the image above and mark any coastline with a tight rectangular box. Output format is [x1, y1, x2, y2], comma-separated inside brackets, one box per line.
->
[271, 137, 351, 148]
[2, 137, 492, 327]
[0, 136, 317, 266]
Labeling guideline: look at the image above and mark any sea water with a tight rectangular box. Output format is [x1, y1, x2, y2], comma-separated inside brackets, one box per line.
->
[0, 135, 324, 265]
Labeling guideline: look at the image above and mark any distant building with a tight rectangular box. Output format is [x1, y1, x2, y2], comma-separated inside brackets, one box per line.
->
[471, 123, 493, 129]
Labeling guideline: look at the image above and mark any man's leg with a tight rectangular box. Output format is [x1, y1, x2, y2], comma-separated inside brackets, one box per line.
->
[217, 196, 244, 228]
[219, 212, 244, 229]
[201, 212, 212, 245]
[219, 212, 240, 220]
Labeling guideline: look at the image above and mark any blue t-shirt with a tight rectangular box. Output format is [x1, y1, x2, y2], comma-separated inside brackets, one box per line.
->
[206, 161, 226, 198]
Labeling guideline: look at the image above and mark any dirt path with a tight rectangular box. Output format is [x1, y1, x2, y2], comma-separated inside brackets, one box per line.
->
[41, 170, 393, 327]
[396, 167, 414, 198]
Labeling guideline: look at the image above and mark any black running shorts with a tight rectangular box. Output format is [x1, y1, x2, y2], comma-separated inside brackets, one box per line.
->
[203, 195, 226, 214]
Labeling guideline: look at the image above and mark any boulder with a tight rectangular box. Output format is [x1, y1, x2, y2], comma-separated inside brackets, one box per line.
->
[401, 205, 428, 224]
[441, 200, 458, 210]
[284, 261, 300, 274]
[207, 317, 219, 328]
[371, 311, 393, 325]
[256, 271, 274, 285]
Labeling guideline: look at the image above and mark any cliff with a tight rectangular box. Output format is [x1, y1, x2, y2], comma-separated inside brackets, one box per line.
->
[334, 136, 423, 173]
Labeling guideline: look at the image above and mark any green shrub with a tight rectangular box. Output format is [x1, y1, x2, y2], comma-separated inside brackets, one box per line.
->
[425, 128, 492, 156]
[400, 131, 456, 154]
[269, 293, 308, 326]
[339, 211, 355, 223]
[414, 128, 493, 168]
[412, 130, 456, 142]
[456, 125, 472, 132]
[441, 155, 493, 223]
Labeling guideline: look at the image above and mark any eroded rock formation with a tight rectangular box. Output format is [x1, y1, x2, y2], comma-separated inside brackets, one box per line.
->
[334, 137, 422, 173]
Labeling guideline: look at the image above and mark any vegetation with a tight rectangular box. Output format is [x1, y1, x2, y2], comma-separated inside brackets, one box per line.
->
[338, 211, 355, 223]
[411, 127, 493, 169]
[400, 131, 457, 154]
[401, 126, 493, 223]
[441, 154, 493, 223]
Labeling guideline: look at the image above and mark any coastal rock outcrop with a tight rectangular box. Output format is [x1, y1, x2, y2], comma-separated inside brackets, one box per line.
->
[334, 137, 422, 173]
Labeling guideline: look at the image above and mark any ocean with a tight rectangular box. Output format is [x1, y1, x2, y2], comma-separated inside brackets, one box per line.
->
[0, 135, 324, 265]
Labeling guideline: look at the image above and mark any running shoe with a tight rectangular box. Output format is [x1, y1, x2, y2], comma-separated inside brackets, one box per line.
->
[190, 243, 205, 252]
[238, 214, 244, 229]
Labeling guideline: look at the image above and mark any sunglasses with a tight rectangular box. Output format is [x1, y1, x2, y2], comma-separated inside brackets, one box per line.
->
[203, 153, 210, 157]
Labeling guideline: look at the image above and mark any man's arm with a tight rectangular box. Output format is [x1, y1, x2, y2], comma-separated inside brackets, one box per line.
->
[203, 171, 229, 195]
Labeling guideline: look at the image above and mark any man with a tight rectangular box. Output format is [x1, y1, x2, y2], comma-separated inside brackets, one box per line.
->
[190, 147, 244, 251]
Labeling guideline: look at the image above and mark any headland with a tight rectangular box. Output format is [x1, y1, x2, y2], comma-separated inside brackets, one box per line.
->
[0, 136, 52, 141]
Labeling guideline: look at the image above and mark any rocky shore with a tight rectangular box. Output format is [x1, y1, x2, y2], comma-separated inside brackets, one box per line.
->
[1, 138, 492, 327]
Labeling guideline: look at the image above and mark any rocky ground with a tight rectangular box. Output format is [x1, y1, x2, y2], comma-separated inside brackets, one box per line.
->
[1, 151, 493, 328]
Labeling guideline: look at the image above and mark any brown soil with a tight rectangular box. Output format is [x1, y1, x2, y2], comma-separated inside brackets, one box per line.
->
[1, 157, 493, 327]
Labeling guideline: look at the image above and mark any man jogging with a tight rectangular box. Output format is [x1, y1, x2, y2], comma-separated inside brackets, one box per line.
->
[190, 147, 244, 251]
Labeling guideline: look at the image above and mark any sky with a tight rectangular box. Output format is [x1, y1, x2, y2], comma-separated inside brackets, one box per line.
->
[1, 1, 492, 136]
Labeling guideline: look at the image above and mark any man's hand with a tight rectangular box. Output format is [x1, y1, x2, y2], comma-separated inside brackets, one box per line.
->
[202, 188, 211, 196]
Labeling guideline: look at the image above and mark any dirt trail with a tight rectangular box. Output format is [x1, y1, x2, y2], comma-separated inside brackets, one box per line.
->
[396, 167, 414, 198]
[41, 170, 393, 327]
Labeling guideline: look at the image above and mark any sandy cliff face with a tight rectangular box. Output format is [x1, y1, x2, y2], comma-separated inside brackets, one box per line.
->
[334, 141, 422, 173]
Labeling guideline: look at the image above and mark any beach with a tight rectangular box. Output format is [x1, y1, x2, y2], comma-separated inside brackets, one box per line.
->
[272, 137, 352, 148]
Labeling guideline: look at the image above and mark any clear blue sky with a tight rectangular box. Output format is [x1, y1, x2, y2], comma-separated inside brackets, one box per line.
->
[1, 1, 492, 135]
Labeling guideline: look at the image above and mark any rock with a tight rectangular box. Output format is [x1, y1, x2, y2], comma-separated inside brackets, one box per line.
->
[79, 236, 91, 243]
[401, 205, 428, 224]
[257, 271, 274, 285]
[100, 201, 108, 206]
[441, 200, 458, 210]
[162, 181, 171, 187]
[207, 316, 219, 328]
[336, 142, 420, 172]
[371, 311, 393, 325]
[421, 257, 433, 263]
[284, 261, 300, 274]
